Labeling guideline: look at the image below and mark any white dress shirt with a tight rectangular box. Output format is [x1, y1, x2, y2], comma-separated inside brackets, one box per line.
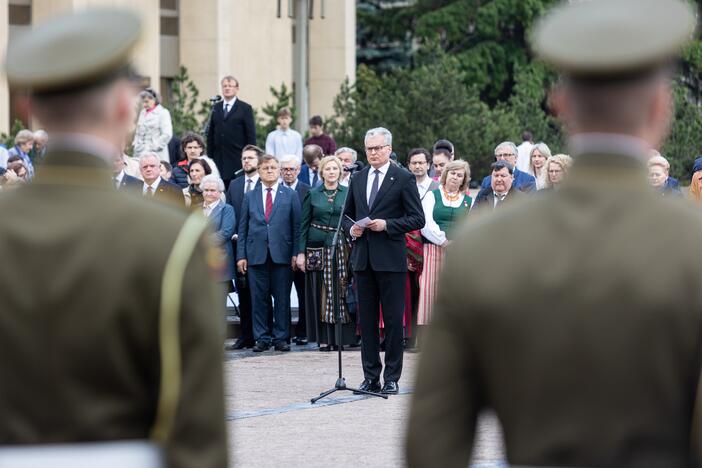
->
[366, 160, 391, 205]
[243, 173, 260, 194]
[261, 182, 279, 207]
[114, 170, 125, 189]
[203, 199, 221, 217]
[284, 179, 298, 190]
[143, 176, 162, 195]
[222, 97, 237, 114]
[493, 191, 509, 208]
[416, 176, 434, 199]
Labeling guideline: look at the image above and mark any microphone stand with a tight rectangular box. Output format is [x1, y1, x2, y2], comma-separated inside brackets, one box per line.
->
[202, 97, 221, 136]
[311, 178, 387, 403]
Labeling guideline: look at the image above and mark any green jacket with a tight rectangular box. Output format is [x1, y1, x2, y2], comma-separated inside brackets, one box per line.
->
[299, 184, 348, 251]
[0, 147, 228, 468]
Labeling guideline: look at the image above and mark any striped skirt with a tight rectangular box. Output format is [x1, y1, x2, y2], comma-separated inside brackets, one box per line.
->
[417, 243, 445, 325]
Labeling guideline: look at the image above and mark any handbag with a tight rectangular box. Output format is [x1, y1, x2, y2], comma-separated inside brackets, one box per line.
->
[305, 247, 324, 271]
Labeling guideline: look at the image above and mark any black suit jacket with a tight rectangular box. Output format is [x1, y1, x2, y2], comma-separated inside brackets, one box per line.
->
[472, 186, 522, 211]
[226, 176, 262, 236]
[342, 163, 424, 272]
[206, 99, 256, 180]
[151, 179, 184, 206]
[118, 173, 141, 191]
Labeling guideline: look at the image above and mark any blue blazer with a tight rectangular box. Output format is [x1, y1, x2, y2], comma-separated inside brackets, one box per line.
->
[293, 181, 310, 202]
[298, 163, 322, 187]
[208, 202, 236, 281]
[236, 184, 302, 266]
[118, 174, 142, 191]
[480, 168, 536, 193]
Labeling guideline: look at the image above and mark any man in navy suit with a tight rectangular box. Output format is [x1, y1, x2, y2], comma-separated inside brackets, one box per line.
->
[237, 154, 302, 352]
[225, 144, 263, 350]
[138, 153, 183, 206]
[111, 151, 141, 191]
[478, 141, 536, 196]
[342, 127, 425, 395]
[298, 144, 323, 187]
[206, 75, 256, 187]
[280, 154, 311, 345]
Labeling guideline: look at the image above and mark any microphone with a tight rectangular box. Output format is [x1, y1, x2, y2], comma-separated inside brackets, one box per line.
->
[343, 162, 361, 173]
[209, 95, 222, 103]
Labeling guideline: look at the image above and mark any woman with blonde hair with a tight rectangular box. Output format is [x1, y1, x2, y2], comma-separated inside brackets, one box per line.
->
[528, 143, 552, 190]
[296, 155, 355, 350]
[543, 154, 574, 190]
[417, 159, 471, 325]
[688, 157, 702, 202]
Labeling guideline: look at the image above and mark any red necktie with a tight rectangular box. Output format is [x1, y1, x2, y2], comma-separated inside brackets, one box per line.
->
[265, 188, 273, 222]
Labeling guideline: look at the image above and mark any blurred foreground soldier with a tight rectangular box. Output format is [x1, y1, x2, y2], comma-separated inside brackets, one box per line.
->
[0, 9, 227, 468]
[407, 0, 701, 467]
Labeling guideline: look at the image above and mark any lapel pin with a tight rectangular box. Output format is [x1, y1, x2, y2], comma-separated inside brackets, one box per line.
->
[390, 177, 395, 181]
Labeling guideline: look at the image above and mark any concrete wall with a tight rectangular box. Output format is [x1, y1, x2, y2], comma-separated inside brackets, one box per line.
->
[308, 0, 356, 121]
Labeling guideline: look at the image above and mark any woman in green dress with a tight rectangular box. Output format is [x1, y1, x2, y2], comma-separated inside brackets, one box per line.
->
[296, 155, 356, 351]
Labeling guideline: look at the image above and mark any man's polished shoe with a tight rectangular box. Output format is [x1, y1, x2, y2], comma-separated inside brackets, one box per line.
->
[252, 341, 270, 353]
[381, 381, 399, 395]
[274, 341, 291, 352]
[294, 337, 308, 346]
[226, 338, 251, 351]
[354, 379, 381, 394]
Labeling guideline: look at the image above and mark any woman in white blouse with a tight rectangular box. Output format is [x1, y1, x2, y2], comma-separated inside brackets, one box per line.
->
[528, 142, 552, 190]
[132, 88, 173, 162]
[417, 159, 472, 325]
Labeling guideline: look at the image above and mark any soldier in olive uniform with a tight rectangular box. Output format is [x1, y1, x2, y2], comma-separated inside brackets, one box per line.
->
[407, 0, 702, 467]
[0, 9, 227, 468]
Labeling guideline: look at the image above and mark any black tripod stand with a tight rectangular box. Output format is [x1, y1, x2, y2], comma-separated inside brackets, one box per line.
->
[310, 188, 387, 403]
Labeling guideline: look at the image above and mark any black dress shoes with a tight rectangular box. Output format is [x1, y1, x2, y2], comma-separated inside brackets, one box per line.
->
[354, 379, 381, 394]
[225, 338, 251, 351]
[294, 337, 308, 346]
[252, 341, 270, 353]
[274, 341, 291, 352]
[381, 381, 399, 395]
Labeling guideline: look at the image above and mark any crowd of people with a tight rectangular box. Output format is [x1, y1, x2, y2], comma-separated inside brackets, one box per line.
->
[1, 76, 700, 361]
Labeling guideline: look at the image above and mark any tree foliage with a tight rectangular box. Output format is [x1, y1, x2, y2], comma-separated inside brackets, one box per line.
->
[347, 0, 702, 181]
[255, 83, 295, 148]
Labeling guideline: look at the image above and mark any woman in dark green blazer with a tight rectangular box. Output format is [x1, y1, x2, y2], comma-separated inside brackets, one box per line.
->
[296, 156, 356, 350]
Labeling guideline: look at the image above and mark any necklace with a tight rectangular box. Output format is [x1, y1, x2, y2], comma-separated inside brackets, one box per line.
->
[442, 186, 460, 202]
[323, 187, 339, 203]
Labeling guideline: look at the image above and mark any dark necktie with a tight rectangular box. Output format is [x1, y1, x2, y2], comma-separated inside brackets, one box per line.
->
[245, 178, 252, 193]
[368, 169, 381, 208]
[265, 188, 273, 222]
[312, 170, 319, 187]
[147, 186, 154, 196]
[224, 103, 230, 116]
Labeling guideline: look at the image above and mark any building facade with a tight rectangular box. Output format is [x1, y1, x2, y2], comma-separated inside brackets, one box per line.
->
[1, 0, 356, 135]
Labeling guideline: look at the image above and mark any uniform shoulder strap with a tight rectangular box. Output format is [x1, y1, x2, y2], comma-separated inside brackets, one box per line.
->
[150, 213, 209, 443]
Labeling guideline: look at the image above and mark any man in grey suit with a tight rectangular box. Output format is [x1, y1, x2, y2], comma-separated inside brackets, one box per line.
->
[407, 0, 702, 467]
[236, 154, 301, 353]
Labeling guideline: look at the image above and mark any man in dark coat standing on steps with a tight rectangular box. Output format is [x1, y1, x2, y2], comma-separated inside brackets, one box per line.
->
[207, 75, 256, 187]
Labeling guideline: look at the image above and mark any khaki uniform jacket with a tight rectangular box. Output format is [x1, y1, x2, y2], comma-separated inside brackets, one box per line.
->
[407, 152, 702, 468]
[0, 148, 228, 468]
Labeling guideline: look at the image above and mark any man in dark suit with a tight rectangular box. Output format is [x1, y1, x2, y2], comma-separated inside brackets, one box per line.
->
[298, 144, 323, 187]
[225, 144, 263, 350]
[207, 75, 256, 187]
[111, 150, 141, 190]
[280, 154, 311, 345]
[478, 141, 536, 195]
[236, 154, 301, 353]
[342, 127, 424, 395]
[139, 152, 184, 206]
[472, 161, 521, 211]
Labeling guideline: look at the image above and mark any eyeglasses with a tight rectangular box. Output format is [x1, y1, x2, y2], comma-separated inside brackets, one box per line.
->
[281, 167, 297, 172]
[495, 153, 515, 159]
[365, 145, 389, 154]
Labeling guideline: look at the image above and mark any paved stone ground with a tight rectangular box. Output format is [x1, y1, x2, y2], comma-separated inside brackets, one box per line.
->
[224, 345, 505, 467]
